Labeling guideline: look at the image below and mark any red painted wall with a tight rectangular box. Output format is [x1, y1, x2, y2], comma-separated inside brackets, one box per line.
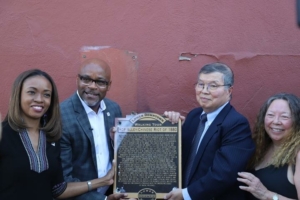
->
[1, 1, 300, 127]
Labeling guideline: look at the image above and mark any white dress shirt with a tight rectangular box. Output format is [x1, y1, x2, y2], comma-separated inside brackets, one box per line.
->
[77, 92, 111, 194]
[182, 102, 228, 200]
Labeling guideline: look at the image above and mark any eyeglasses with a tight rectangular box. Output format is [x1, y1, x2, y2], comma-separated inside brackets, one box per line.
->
[195, 82, 231, 91]
[78, 74, 109, 88]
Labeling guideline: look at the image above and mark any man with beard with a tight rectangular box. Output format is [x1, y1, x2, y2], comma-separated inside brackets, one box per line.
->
[60, 58, 123, 200]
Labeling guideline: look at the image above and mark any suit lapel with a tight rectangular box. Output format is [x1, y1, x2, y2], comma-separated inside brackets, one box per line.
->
[189, 103, 232, 181]
[102, 99, 114, 160]
[71, 93, 98, 170]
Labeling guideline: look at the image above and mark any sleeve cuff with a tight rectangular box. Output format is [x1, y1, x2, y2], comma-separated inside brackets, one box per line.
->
[182, 188, 192, 200]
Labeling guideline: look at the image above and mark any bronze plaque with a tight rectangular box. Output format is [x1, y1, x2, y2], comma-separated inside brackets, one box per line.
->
[113, 113, 182, 199]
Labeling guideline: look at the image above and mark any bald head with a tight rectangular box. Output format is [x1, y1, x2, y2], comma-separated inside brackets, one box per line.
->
[79, 58, 111, 76]
[77, 58, 112, 113]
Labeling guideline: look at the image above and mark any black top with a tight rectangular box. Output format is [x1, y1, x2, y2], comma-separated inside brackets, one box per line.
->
[246, 165, 297, 199]
[0, 121, 67, 200]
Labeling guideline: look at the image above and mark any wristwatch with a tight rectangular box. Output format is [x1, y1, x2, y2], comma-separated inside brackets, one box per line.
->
[272, 193, 279, 200]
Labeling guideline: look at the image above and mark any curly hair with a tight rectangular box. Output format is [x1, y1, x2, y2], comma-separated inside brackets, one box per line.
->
[248, 93, 300, 168]
[7, 69, 62, 142]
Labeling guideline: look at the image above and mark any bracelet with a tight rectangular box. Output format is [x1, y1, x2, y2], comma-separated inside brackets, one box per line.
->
[272, 193, 279, 200]
[87, 181, 92, 191]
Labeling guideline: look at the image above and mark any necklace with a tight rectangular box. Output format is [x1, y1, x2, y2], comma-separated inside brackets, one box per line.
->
[263, 146, 276, 167]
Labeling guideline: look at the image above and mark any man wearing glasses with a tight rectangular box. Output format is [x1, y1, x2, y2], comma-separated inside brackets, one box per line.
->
[164, 62, 255, 200]
[60, 58, 124, 200]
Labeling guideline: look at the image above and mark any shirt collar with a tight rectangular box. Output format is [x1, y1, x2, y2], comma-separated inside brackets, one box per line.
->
[76, 91, 106, 114]
[201, 101, 229, 122]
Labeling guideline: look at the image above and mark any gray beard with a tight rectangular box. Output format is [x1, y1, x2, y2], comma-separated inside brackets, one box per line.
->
[83, 99, 99, 108]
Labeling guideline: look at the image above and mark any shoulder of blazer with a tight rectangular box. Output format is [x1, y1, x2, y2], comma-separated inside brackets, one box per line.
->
[186, 103, 234, 126]
[103, 98, 119, 107]
[2, 121, 17, 134]
[216, 103, 232, 119]
[103, 98, 122, 115]
[60, 93, 85, 114]
[214, 103, 249, 127]
[183, 107, 203, 128]
[187, 107, 203, 119]
[185, 105, 233, 124]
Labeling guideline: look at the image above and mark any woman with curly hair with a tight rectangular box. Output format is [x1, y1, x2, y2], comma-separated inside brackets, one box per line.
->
[238, 93, 300, 200]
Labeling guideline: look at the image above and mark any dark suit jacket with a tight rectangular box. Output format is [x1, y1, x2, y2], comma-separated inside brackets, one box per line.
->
[59, 93, 122, 200]
[182, 103, 255, 200]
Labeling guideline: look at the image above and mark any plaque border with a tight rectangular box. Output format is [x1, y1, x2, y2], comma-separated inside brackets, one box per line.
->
[113, 112, 182, 199]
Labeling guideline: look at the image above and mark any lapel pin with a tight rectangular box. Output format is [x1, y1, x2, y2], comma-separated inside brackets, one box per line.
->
[51, 142, 55, 146]
[107, 112, 110, 117]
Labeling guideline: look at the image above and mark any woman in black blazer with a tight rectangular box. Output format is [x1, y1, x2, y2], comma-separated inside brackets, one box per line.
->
[0, 69, 127, 200]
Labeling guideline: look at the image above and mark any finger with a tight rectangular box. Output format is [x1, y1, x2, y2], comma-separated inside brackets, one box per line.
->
[163, 111, 177, 123]
[239, 185, 251, 191]
[170, 112, 180, 123]
[163, 111, 169, 116]
[110, 127, 117, 140]
[179, 115, 185, 120]
[163, 111, 173, 117]
[164, 191, 172, 199]
[243, 173, 257, 183]
[109, 126, 116, 133]
[238, 172, 254, 181]
[112, 160, 116, 170]
[237, 177, 250, 185]
[107, 161, 115, 177]
[169, 112, 175, 124]
[114, 193, 128, 199]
